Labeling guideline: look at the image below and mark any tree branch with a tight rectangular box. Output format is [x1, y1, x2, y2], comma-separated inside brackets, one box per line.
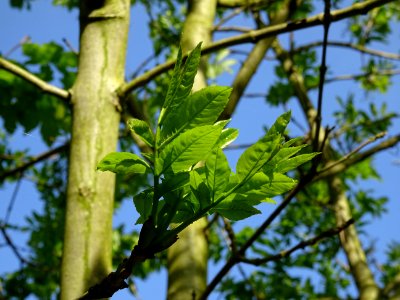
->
[199, 174, 315, 300]
[294, 40, 400, 60]
[323, 69, 400, 84]
[0, 57, 70, 100]
[0, 223, 30, 265]
[313, 0, 331, 152]
[219, 0, 292, 120]
[315, 133, 400, 181]
[0, 143, 69, 182]
[118, 0, 394, 97]
[239, 218, 354, 266]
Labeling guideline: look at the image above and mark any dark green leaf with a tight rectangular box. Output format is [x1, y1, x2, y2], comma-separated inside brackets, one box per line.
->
[190, 170, 211, 209]
[133, 189, 154, 224]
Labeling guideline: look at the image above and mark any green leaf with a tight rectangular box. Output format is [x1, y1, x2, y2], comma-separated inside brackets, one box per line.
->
[133, 189, 154, 224]
[211, 197, 261, 221]
[159, 43, 202, 125]
[275, 153, 320, 173]
[162, 47, 183, 111]
[268, 111, 291, 135]
[190, 170, 211, 209]
[205, 148, 231, 201]
[216, 128, 239, 149]
[127, 118, 155, 148]
[162, 86, 232, 138]
[97, 152, 150, 175]
[236, 133, 280, 182]
[239, 172, 297, 199]
[263, 144, 308, 175]
[156, 125, 221, 175]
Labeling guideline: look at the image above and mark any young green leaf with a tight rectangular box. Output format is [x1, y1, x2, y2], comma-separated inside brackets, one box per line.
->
[275, 152, 320, 173]
[239, 172, 297, 199]
[97, 152, 150, 175]
[159, 43, 202, 125]
[161, 86, 232, 139]
[268, 111, 291, 135]
[205, 148, 231, 201]
[216, 128, 239, 149]
[156, 125, 221, 175]
[263, 144, 308, 175]
[236, 134, 280, 182]
[127, 118, 155, 148]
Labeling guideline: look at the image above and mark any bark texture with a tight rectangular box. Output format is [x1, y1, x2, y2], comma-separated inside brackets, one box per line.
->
[328, 176, 380, 300]
[167, 1, 217, 299]
[60, 1, 130, 299]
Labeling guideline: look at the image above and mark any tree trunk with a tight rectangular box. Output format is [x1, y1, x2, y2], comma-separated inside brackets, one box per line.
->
[328, 176, 380, 300]
[60, 1, 130, 299]
[167, 1, 216, 299]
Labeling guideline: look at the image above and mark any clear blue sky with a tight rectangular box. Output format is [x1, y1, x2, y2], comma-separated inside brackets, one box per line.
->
[1, 1, 399, 299]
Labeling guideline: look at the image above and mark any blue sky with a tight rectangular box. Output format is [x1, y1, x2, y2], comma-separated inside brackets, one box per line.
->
[1, 1, 399, 299]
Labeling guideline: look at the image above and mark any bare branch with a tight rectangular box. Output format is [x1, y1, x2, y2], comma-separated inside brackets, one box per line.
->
[214, 6, 246, 29]
[323, 69, 400, 84]
[0, 143, 69, 182]
[0, 223, 30, 265]
[315, 133, 400, 181]
[4, 36, 31, 58]
[219, 0, 292, 120]
[118, 0, 394, 97]
[4, 176, 22, 223]
[0, 57, 70, 100]
[62, 38, 78, 55]
[320, 131, 387, 175]
[294, 40, 400, 60]
[313, 0, 331, 153]
[199, 174, 315, 300]
[213, 26, 252, 33]
[239, 219, 354, 266]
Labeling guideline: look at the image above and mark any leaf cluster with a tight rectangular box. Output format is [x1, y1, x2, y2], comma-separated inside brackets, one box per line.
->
[97, 44, 318, 256]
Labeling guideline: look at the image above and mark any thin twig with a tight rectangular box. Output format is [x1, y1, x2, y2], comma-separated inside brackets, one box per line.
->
[131, 54, 157, 78]
[321, 131, 386, 175]
[0, 57, 70, 100]
[293, 40, 400, 60]
[213, 26, 252, 33]
[315, 133, 400, 181]
[4, 36, 31, 58]
[313, 0, 331, 153]
[117, 0, 394, 97]
[199, 174, 314, 300]
[222, 217, 237, 253]
[0, 223, 30, 265]
[4, 176, 22, 223]
[0, 143, 69, 182]
[62, 38, 78, 55]
[323, 69, 400, 84]
[214, 7, 246, 29]
[239, 219, 354, 265]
